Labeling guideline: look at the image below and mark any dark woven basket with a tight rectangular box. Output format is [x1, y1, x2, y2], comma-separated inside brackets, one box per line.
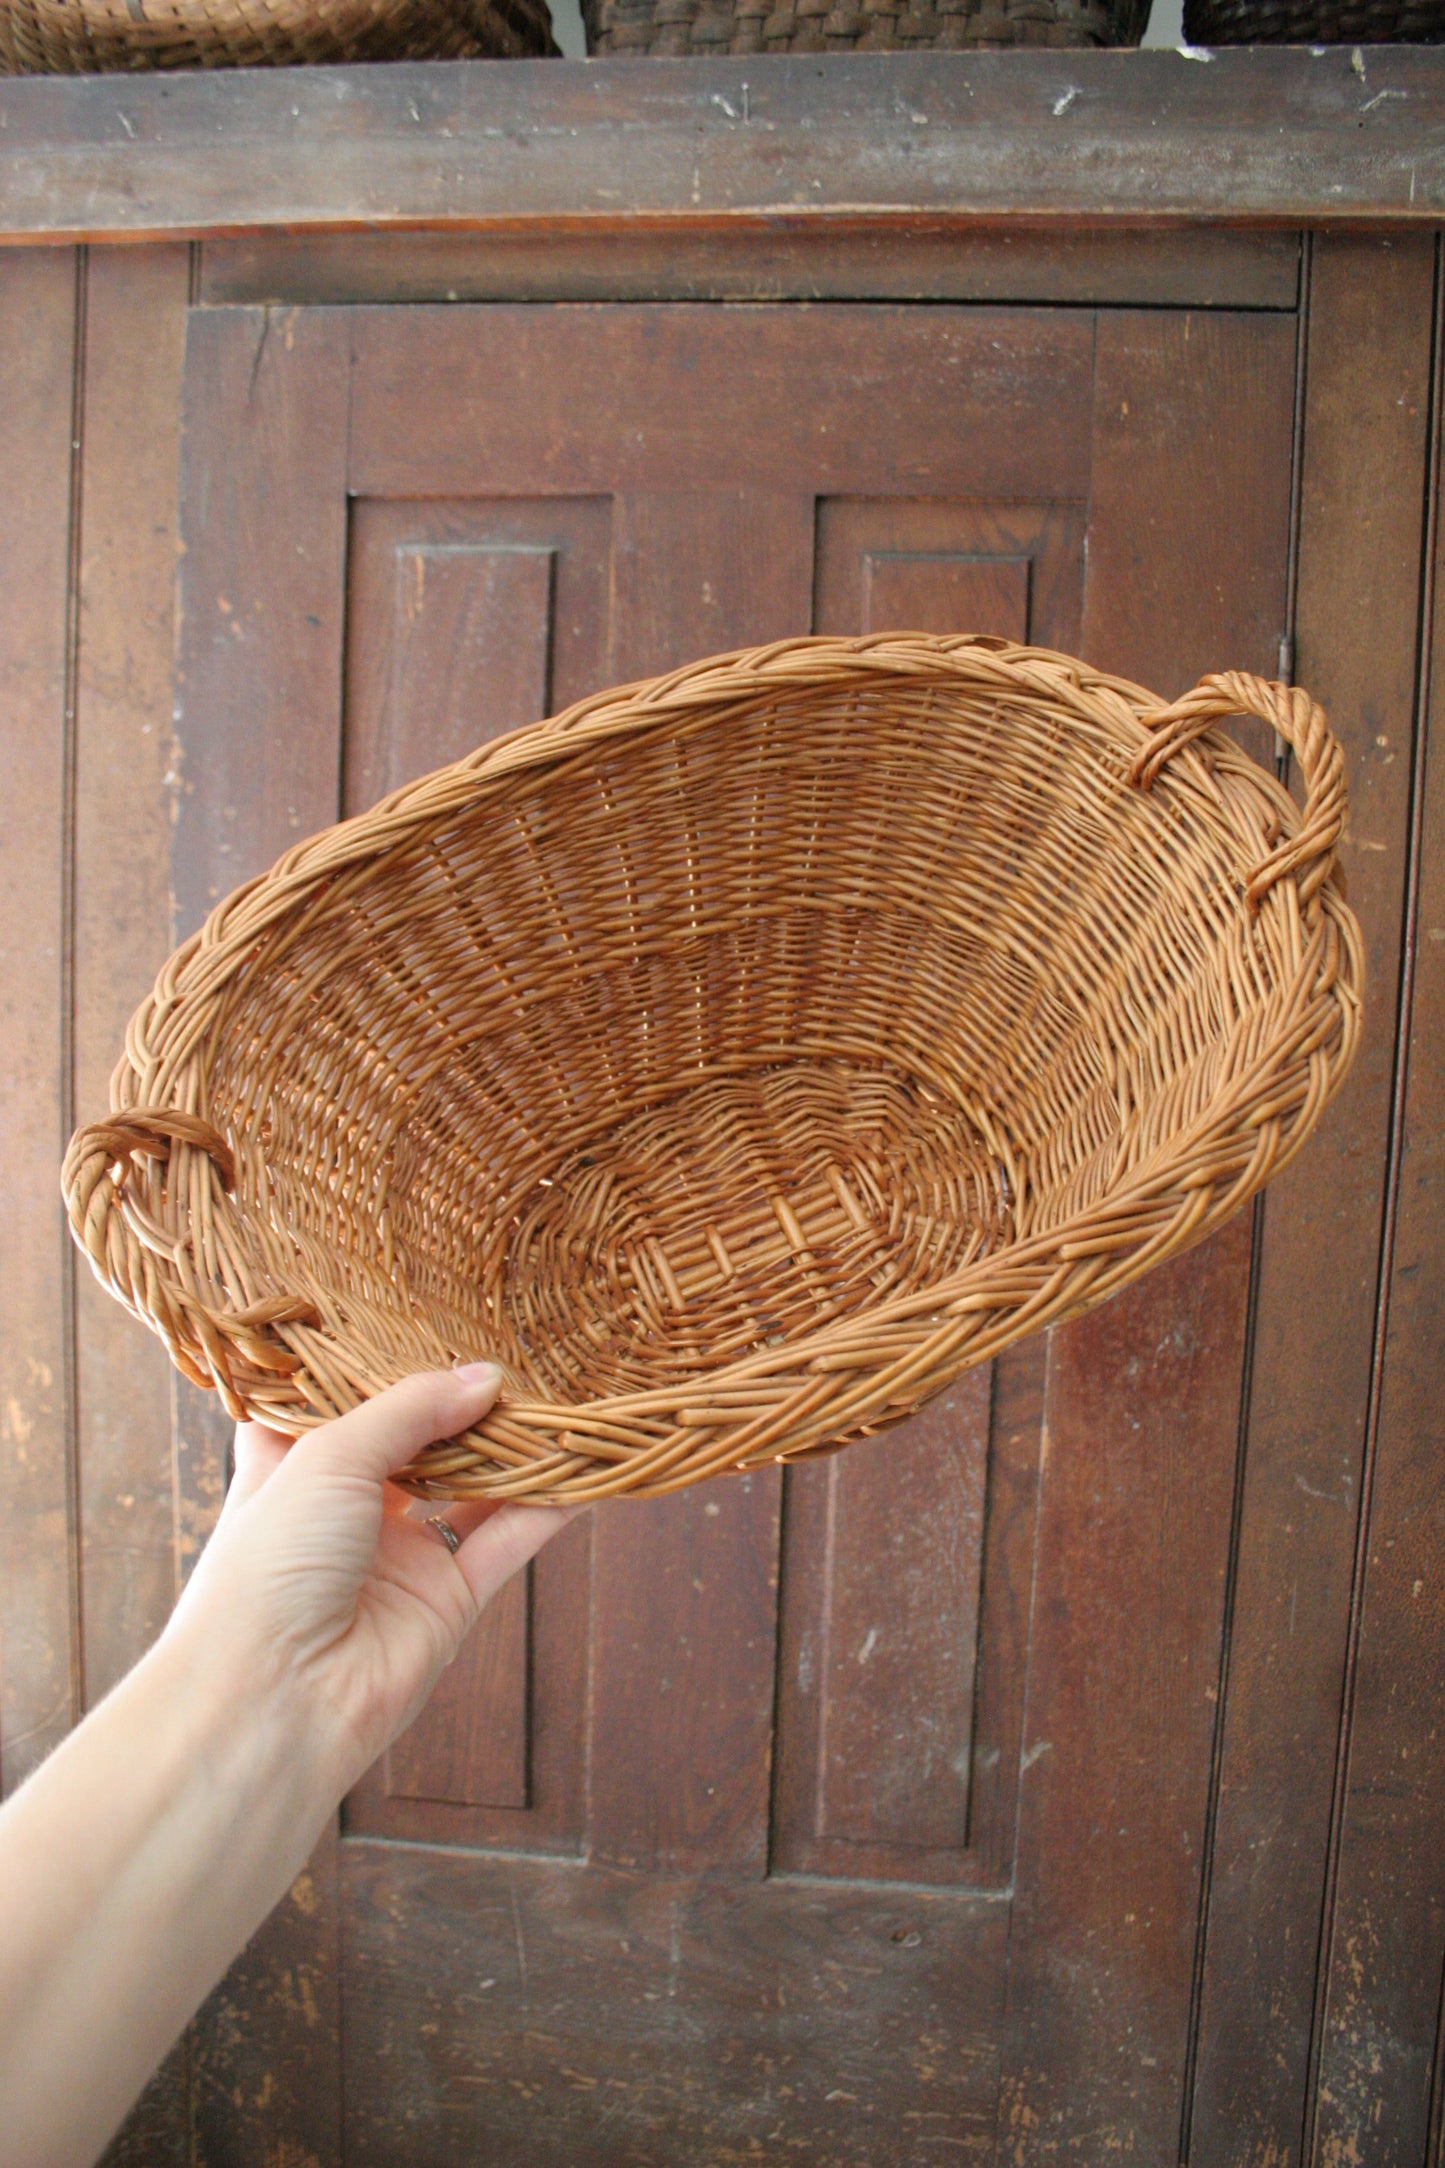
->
[584, 0, 1147, 53]
[0, 0, 555, 74]
[1183, 0, 1441, 36]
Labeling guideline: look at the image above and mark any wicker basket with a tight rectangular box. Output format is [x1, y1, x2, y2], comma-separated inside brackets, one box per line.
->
[582, 0, 1147, 53]
[64, 636, 1360, 1504]
[1181, 0, 1440, 37]
[0, 0, 555, 75]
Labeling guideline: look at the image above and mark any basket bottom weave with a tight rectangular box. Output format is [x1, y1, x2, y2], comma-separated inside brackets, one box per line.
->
[495, 1060, 1015, 1401]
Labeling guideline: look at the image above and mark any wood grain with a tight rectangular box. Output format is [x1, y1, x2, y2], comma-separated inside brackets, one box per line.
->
[1190, 234, 1439, 2168]
[199, 225, 1302, 311]
[1310, 243, 1445, 2168]
[343, 496, 612, 809]
[342, 1843, 1005, 2166]
[773, 1374, 992, 1883]
[999, 303, 1295, 2160]
[349, 304, 1094, 505]
[72, 241, 193, 2168]
[72, 243, 190, 1714]
[0, 53, 1441, 242]
[174, 299, 350, 2168]
[0, 247, 78, 1798]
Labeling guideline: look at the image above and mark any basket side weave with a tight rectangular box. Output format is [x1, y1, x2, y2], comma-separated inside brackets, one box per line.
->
[63, 637, 1361, 1502]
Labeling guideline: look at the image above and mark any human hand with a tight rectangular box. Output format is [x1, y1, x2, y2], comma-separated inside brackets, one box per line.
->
[167, 1365, 581, 1792]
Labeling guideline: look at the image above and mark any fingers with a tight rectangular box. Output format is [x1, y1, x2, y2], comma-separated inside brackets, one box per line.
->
[290, 1365, 504, 1489]
[452, 1501, 586, 1616]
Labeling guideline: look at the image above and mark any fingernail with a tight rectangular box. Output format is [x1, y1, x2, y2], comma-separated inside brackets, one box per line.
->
[454, 1360, 503, 1389]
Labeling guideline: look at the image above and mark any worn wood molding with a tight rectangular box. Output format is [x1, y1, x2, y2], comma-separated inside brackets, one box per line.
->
[0, 49, 1442, 243]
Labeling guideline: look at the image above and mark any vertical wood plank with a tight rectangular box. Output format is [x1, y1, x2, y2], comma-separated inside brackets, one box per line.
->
[174, 300, 351, 2168]
[1311, 240, 1445, 2168]
[0, 247, 78, 1798]
[72, 244, 191, 1713]
[386, 1576, 529, 1811]
[1191, 235, 1438, 2168]
[773, 1373, 992, 1882]
[74, 242, 194, 2168]
[586, 487, 812, 1876]
[338, 494, 602, 1854]
[1000, 307, 1295, 2160]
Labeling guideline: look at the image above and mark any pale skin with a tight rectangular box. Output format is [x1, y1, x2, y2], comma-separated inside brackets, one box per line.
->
[0, 1363, 579, 2168]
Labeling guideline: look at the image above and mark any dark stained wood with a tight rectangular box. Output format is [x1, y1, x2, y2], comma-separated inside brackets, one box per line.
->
[389, 1576, 530, 1811]
[348, 304, 1093, 505]
[72, 244, 190, 1715]
[337, 493, 601, 1854]
[190, 1837, 343, 2168]
[813, 497, 1085, 657]
[967, 1336, 1049, 1887]
[0, 53, 1443, 243]
[1083, 308, 1297, 704]
[773, 1373, 992, 1883]
[1309, 254, 1445, 2168]
[72, 241, 193, 2168]
[1001, 1224, 1256, 2163]
[345, 1509, 593, 1854]
[999, 305, 1295, 2160]
[0, 247, 78, 1798]
[173, 304, 350, 938]
[342, 496, 612, 809]
[589, 1478, 783, 1876]
[342, 1844, 1006, 2165]
[173, 300, 350, 2168]
[1190, 234, 1439, 2168]
[200, 225, 1302, 311]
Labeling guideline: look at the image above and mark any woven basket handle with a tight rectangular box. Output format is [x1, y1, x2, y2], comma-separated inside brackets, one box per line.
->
[62, 1108, 320, 1416]
[1128, 671, 1346, 912]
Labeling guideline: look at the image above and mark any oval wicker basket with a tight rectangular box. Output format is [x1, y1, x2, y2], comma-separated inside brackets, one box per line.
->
[0, 0, 555, 75]
[64, 636, 1360, 1504]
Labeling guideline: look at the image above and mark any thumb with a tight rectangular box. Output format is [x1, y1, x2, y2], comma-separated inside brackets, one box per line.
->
[288, 1365, 504, 1489]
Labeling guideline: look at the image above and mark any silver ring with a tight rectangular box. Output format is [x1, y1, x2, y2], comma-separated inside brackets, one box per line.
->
[426, 1513, 462, 1557]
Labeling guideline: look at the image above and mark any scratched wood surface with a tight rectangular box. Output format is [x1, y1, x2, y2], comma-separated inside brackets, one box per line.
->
[1189, 233, 1441, 2168]
[0, 54, 1444, 242]
[1, 216, 1441, 2166]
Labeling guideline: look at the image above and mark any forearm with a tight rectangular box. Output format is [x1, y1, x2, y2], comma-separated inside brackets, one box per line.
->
[0, 1611, 340, 2168]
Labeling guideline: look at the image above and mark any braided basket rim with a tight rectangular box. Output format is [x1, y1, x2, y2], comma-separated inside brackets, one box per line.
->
[63, 633, 1363, 1501]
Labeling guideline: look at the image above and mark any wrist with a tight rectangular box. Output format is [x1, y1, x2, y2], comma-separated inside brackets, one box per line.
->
[148, 1588, 346, 1840]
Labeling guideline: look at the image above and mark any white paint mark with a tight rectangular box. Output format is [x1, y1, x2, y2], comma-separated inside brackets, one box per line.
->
[1021, 1739, 1053, 1773]
[1361, 88, 1406, 111]
[1351, 43, 1367, 77]
[1052, 87, 1079, 116]
[858, 1626, 880, 1664]
[1176, 41, 1213, 58]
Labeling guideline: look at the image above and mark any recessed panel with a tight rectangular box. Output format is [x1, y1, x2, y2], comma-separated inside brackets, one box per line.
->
[342, 496, 610, 816]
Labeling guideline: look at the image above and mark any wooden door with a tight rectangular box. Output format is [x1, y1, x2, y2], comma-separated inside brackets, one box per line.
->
[169, 297, 1296, 2163]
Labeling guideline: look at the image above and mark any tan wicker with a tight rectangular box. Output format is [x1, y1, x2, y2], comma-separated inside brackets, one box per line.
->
[63, 636, 1361, 1504]
[0, 0, 555, 76]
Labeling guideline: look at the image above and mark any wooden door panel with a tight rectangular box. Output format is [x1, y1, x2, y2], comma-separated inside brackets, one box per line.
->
[169, 299, 1298, 2162]
[813, 497, 1085, 655]
[348, 305, 1094, 503]
[342, 496, 612, 812]
[998, 308, 1296, 2161]
[773, 1371, 993, 1886]
[342, 1847, 1008, 2167]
